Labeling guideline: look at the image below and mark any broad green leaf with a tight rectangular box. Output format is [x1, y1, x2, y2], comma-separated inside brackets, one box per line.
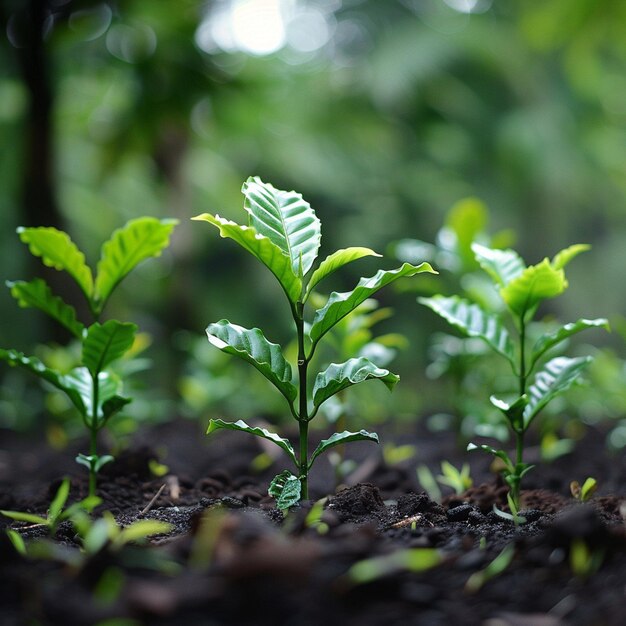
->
[309, 429, 379, 468]
[207, 419, 298, 467]
[312, 357, 399, 410]
[305, 247, 381, 300]
[268, 470, 302, 509]
[444, 197, 487, 269]
[192, 213, 301, 303]
[63, 367, 123, 421]
[309, 263, 436, 345]
[472, 243, 525, 287]
[419, 295, 515, 366]
[0, 349, 85, 412]
[500, 259, 566, 318]
[17, 227, 93, 299]
[524, 356, 592, 426]
[7, 279, 85, 339]
[551, 244, 590, 270]
[531, 318, 609, 367]
[82, 320, 137, 377]
[48, 478, 70, 524]
[490, 395, 528, 432]
[101, 396, 132, 422]
[206, 320, 297, 403]
[95, 217, 178, 311]
[242, 176, 321, 276]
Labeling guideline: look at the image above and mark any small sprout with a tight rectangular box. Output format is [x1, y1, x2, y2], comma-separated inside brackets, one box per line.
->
[383, 443, 417, 466]
[1, 477, 101, 536]
[6, 530, 27, 556]
[570, 477, 598, 502]
[569, 538, 605, 578]
[194, 177, 436, 506]
[416, 464, 442, 503]
[348, 548, 441, 585]
[465, 543, 515, 593]
[422, 243, 608, 509]
[492, 493, 527, 527]
[437, 460, 473, 495]
[304, 498, 329, 534]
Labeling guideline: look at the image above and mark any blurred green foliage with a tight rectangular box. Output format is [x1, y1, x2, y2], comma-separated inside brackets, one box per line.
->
[1, 0, 625, 446]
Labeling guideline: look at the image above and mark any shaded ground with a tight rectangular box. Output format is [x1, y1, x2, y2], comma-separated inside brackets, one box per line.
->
[1, 419, 625, 625]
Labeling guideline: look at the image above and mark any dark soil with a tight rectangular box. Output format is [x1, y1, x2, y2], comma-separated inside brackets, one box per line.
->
[1, 419, 625, 626]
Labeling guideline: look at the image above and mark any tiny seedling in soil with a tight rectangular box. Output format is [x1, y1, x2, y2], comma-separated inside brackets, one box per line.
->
[0, 218, 177, 496]
[193, 177, 435, 508]
[570, 477, 598, 502]
[420, 243, 608, 508]
[1, 477, 100, 536]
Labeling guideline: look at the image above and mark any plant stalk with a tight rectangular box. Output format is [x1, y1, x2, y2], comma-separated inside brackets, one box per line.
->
[512, 314, 528, 508]
[295, 301, 309, 499]
[89, 372, 99, 498]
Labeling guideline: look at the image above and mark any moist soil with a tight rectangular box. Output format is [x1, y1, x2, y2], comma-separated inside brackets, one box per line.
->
[1, 419, 625, 626]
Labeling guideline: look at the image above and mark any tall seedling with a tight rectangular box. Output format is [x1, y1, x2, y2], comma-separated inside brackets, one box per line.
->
[420, 243, 607, 508]
[193, 177, 435, 508]
[0, 218, 178, 496]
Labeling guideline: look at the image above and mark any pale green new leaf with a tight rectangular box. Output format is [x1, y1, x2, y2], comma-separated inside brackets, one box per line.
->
[524, 356, 592, 426]
[17, 227, 93, 300]
[419, 295, 515, 366]
[552, 244, 590, 270]
[207, 419, 298, 467]
[48, 478, 70, 525]
[309, 429, 379, 468]
[206, 320, 297, 403]
[531, 318, 609, 367]
[0, 349, 85, 412]
[242, 176, 321, 276]
[312, 357, 399, 410]
[95, 217, 178, 312]
[472, 243, 525, 287]
[0, 510, 49, 525]
[305, 247, 381, 300]
[63, 367, 124, 421]
[192, 213, 301, 303]
[309, 263, 436, 345]
[82, 320, 137, 377]
[500, 259, 566, 318]
[7, 279, 84, 339]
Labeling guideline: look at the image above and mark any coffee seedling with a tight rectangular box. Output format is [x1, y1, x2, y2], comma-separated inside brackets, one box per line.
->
[0, 218, 177, 495]
[420, 243, 607, 508]
[193, 177, 435, 508]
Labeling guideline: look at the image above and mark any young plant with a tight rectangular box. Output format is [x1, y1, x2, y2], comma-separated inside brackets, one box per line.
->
[570, 477, 598, 502]
[193, 177, 435, 507]
[420, 243, 608, 508]
[0, 218, 177, 495]
[1, 477, 100, 536]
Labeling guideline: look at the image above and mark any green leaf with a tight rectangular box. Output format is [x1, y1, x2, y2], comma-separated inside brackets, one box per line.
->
[82, 321, 137, 377]
[467, 442, 514, 472]
[206, 320, 297, 403]
[0, 510, 49, 525]
[309, 263, 436, 345]
[63, 367, 123, 422]
[500, 259, 566, 318]
[305, 247, 381, 300]
[268, 470, 302, 510]
[101, 396, 132, 422]
[242, 176, 321, 276]
[551, 244, 590, 270]
[207, 419, 298, 467]
[115, 520, 173, 546]
[444, 197, 488, 269]
[531, 318, 609, 366]
[472, 243, 525, 287]
[0, 349, 85, 413]
[309, 429, 379, 468]
[419, 295, 515, 366]
[7, 279, 84, 339]
[349, 548, 441, 584]
[48, 478, 71, 524]
[17, 227, 93, 300]
[524, 356, 592, 426]
[192, 213, 301, 303]
[490, 395, 528, 432]
[94, 217, 178, 312]
[312, 357, 399, 410]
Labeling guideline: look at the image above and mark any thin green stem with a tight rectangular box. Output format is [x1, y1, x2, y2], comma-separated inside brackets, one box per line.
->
[89, 372, 99, 498]
[295, 301, 309, 499]
[512, 313, 527, 509]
